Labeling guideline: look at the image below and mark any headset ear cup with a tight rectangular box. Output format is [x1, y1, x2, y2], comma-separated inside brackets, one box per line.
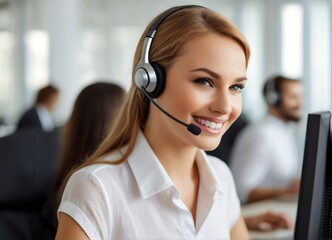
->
[274, 92, 281, 106]
[267, 91, 281, 106]
[149, 63, 166, 98]
[267, 92, 279, 106]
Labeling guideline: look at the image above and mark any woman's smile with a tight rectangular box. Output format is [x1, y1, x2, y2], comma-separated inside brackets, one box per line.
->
[194, 116, 227, 133]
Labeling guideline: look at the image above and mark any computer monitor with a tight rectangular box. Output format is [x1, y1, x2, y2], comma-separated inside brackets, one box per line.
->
[294, 111, 332, 240]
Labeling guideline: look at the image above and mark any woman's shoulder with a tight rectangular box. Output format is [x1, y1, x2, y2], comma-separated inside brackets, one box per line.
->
[71, 151, 128, 181]
[64, 160, 129, 200]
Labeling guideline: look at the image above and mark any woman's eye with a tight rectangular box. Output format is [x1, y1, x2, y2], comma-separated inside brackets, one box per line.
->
[193, 78, 214, 88]
[230, 84, 245, 92]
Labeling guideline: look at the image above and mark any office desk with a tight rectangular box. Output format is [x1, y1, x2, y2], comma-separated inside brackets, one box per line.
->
[241, 194, 298, 240]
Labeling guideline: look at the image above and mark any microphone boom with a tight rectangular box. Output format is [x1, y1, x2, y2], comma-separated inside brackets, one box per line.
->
[140, 86, 201, 136]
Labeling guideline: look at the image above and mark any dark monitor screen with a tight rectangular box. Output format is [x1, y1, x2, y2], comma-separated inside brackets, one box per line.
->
[294, 111, 332, 240]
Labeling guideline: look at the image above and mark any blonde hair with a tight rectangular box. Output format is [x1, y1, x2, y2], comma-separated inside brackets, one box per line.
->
[57, 6, 250, 205]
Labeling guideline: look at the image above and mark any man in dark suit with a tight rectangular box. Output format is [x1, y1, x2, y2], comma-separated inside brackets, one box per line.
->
[0, 127, 60, 239]
[16, 85, 59, 132]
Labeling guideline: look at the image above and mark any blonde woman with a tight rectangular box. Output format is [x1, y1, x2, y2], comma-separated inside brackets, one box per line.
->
[56, 5, 250, 239]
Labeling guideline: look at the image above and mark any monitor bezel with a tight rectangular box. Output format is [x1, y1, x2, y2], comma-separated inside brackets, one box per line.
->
[294, 111, 331, 240]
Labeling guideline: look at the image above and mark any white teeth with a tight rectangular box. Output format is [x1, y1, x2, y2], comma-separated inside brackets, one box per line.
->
[195, 117, 223, 130]
[210, 122, 216, 129]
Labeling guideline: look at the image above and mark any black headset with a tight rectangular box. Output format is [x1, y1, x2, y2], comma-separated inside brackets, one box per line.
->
[134, 5, 204, 98]
[266, 77, 280, 106]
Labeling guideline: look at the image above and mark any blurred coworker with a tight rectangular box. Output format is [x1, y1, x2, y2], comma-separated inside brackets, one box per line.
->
[244, 211, 292, 231]
[230, 75, 303, 204]
[43, 82, 125, 234]
[207, 113, 293, 232]
[16, 85, 60, 132]
[55, 82, 125, 188]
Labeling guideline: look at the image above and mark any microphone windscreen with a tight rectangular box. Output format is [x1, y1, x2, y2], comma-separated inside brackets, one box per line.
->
[187, 124, 201, 136]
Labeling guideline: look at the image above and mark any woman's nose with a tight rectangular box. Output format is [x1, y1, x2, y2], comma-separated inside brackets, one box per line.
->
[209, 90, 232, 114]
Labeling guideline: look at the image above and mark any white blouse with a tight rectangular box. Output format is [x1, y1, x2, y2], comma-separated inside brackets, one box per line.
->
[58, 131, 241, 239]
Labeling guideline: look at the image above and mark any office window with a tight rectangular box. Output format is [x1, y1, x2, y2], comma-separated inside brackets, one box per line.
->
[0, 31, 14, 122]
[281, 3, 303, 78]
[281, 0, 331, 112]
[0, 1, 16, 127]
[108, 26, 141, 90]
[241, 0, 264, 120]
[81, 0, 108, 85]
[26, 31, 49, 91]
[82, 30, 107, 85]
[24, 0, 50, 102]
[311, 0, 331, 111]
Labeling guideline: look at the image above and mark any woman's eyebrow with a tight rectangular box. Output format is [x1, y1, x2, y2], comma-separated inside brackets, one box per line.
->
[190, 68, 220, 79]
[190, 68, 247, 82]
[234, 77, 247, 82]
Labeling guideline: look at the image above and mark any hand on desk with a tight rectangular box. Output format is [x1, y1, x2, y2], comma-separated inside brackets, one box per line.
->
[285, 179, 300, 194]
[248, 178, 301, 203]
[244, 211, 293, 232]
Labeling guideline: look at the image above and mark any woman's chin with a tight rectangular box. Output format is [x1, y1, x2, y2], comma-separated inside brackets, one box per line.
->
[203, 145, 219, 151]
[197, 139, 221, 151]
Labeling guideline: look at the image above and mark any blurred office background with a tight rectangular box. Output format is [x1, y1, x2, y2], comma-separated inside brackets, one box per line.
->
[0, 0, 331, 137]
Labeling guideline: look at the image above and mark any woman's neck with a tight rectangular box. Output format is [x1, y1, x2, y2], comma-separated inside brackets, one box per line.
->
[144, 122, 200, 222]
[144, 124, 198, 179]
[154, 141, 197, 177]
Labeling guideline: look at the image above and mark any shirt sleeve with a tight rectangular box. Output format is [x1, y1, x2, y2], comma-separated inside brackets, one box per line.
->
[229, 127, 271, 203]
[58, 171, 113, 240]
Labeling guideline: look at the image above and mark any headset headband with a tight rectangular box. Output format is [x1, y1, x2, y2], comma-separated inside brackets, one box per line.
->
[135, 5, 205, 97]
[146, 5, 202, 38]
